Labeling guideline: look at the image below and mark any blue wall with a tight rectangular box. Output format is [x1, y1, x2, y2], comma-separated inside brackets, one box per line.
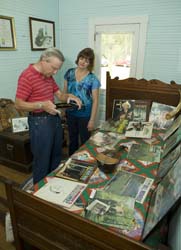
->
[1, 0, 181, 99]
[60, 0, 181, 84]
[0, 0, 61, 99]
[1, 0, 181, 100]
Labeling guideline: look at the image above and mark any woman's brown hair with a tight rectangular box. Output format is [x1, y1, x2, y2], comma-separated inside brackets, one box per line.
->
[75, 48, 95, 72]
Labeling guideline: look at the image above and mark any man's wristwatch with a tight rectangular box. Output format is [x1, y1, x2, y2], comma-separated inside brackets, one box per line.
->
[37, 102, 43, 109]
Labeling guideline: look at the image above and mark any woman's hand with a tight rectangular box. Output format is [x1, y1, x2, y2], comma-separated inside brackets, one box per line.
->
[87, 120, 95, 131]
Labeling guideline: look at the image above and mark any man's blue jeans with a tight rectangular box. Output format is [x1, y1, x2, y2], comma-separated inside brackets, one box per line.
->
[28, 114, 62, 184]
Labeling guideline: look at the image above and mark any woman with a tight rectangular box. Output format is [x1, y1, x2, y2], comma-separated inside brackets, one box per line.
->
[64, 48, 101, 156]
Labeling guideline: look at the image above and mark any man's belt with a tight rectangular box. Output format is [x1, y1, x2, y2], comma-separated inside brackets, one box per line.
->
[29, 111, 51, 116]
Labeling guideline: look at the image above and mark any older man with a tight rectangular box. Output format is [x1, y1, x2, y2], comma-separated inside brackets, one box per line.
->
[15, 47, 81, 184]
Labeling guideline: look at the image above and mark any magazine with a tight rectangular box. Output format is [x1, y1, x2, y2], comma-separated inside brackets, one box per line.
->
[88, 167, 108, 184]
[112, 99, 150, 122]
[71, 149, 96, 163]
[85, 190, 135, 230]
[158, 143, 181, 178]
[33, 177, 87, 208]
[89, 131, 124, 149]
[161, 127, 181, 158]
[104, 170, 154, 204]
[149, 102, 175, 129]
[142, 157, 181, 239]
[162, 114, 181, 141]
[128, 143, 161, 163]
[125, 121, 153, 139]
[56, 158, 97, 183]
[100, 118, 129, 134]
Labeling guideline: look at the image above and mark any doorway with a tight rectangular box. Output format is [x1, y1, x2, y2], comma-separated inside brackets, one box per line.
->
[95, 24, 139, 88]
[89, 16, 148, 124]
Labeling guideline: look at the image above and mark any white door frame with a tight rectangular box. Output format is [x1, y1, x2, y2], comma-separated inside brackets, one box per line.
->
[89, 15, 148, 79]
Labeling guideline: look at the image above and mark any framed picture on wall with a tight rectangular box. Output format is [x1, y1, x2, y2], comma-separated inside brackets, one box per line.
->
[29, 17, 55, 50]
[0, 15, 16, 50]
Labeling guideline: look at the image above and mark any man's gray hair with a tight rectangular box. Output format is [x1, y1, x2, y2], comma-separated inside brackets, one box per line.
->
[40, 47, 65, 62]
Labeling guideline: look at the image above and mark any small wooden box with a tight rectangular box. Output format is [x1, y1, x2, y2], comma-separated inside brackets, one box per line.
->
[0, 129, 32, 173]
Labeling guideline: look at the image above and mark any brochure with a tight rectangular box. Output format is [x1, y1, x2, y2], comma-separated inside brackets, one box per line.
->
[33, 177, 87, 208]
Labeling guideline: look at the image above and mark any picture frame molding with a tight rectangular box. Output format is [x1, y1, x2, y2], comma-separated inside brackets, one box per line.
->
[29, 17, 55, 51]
[0, 15, 16, 51]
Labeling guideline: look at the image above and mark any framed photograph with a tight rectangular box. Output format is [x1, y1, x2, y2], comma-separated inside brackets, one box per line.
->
[0, 15, 16, 50]
[29, 17, 55, 50]
[12, 117, 29, 133]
